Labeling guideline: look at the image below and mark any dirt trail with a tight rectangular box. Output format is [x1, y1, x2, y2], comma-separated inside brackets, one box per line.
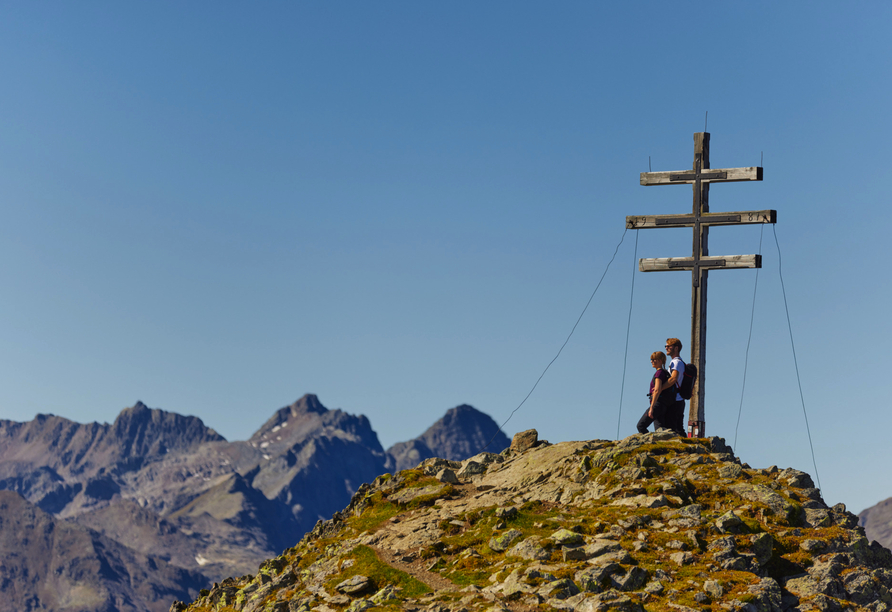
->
[370, 545, 457, 592]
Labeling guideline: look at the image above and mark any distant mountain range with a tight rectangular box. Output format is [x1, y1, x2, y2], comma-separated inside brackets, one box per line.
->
[0, 395, 509, 612]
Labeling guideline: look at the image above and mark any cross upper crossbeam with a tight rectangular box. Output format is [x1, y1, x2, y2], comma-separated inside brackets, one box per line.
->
[640, 166, 762, 186]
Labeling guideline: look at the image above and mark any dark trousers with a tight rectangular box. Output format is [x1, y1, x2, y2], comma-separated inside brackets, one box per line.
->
[637, 400, 669, 434]
[669, 399, 686, 437]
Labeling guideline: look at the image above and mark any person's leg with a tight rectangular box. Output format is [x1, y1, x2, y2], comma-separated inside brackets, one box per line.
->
[637, 407, 653, 434]
[673, 399, 686, 437]
[652, 402, 667, 431]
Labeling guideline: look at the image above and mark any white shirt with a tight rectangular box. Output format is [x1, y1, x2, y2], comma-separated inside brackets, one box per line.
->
[669, 357, 685, 402]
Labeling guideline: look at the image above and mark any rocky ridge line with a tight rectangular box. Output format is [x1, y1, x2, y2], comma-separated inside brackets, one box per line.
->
[172, 429, 892, 612]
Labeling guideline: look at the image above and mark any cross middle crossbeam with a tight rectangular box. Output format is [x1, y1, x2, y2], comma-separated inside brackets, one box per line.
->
[626, 210, 776, 229]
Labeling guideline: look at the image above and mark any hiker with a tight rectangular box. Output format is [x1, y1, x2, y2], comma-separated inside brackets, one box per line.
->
[665, 338, 687, 437]
[636, 351, 675, 434]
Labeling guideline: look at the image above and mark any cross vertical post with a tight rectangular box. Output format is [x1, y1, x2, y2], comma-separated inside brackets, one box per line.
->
[691, 132, 709, 436]
[627, 132, 775, 437]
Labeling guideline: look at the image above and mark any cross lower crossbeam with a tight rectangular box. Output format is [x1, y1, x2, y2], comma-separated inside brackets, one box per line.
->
[639, 254, 761, 272]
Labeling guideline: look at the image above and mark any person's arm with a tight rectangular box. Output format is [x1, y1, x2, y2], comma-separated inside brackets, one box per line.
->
[649, 377, 663, 417]
[666, 369, 679, 388]
[667, 361, 682, 388]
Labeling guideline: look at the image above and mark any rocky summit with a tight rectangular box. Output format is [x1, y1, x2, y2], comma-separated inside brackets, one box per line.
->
[172, 430, 892, 612]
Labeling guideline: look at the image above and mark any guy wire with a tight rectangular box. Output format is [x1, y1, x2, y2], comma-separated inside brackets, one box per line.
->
[480, 228, 630, 451]
[734, 224, 764, 450]
[773, 225, 822, 491]
[615, 229, 639, 440]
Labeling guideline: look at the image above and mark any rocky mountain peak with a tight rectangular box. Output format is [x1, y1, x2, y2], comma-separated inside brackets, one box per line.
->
[289, 393, 328, 416]
[248, 395, 384, 457]
[248, 394, 330, 443]
[175, 430, 892, 612]
[386, 403, 510, 472]
[418, 403, 509, 458]
[112, 402, 225, 460]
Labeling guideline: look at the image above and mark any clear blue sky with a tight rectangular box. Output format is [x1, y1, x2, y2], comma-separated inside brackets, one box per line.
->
[1, 2, 889, 514]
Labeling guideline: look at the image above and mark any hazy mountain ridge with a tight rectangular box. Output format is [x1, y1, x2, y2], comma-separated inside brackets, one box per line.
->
[0, 395, 507, 612]
[0, 491, 208, 612]
[860, 497, 892, 552]
[0, 402, 225, 481]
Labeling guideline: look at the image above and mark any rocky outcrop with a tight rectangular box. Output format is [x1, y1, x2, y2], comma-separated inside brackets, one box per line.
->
[174, 430, 892, 612]
[386, 404, 509, 472]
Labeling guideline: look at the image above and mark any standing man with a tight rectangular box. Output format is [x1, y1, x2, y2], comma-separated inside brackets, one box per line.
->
[665, 338, 687, 437]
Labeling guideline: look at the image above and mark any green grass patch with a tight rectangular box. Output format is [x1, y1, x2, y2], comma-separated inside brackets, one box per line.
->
[444, 566, 490, 587]
[324, 545, 431, 599]
[349, 495, 400, 533]
[405, 484, 454, 509]
[395, 469, 437, 489]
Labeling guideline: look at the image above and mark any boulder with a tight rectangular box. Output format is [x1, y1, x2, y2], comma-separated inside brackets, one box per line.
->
[750, 533, 774, 566]
[611, 566, 648, 591]
[489, 529, 523, 552]
[511, 429, 539, 453]
[715, 510, 743, 534]
[550, 528, 584, 547]
[584, 539, 623, 558]
[507, 536, 550, 560]
[335, 575, 372, 595]
[436, 468, 459, 484]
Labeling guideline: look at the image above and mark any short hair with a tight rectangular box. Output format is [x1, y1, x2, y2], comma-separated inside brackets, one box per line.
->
[650, 351, 666, 366]
[666, 338, 682, 351]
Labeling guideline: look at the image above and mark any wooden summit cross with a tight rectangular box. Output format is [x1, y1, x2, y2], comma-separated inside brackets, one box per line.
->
[626, 132, 776, 437]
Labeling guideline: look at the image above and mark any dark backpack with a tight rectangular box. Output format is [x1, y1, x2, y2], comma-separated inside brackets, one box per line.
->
[678, 361, 697, 400]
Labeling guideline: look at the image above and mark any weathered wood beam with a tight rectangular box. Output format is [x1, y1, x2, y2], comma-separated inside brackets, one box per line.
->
[626, 209, 776, 229]
[640, 166, 762, 186]
[639, 254, 761, 272]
